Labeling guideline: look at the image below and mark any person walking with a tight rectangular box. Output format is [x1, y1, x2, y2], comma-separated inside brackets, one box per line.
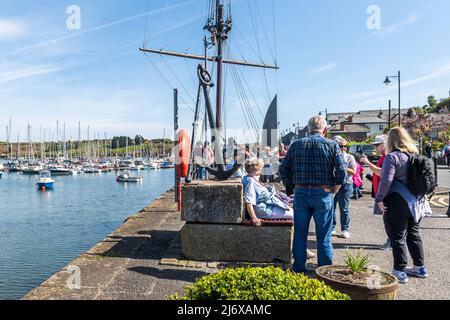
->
[442, 140, 450, 168]
[280, 116, 346, 273]
[361, 135, 391, 250]
[331, 138, 357, 239]
[375, 127, 432, 284]
[351, 155, 364, 200]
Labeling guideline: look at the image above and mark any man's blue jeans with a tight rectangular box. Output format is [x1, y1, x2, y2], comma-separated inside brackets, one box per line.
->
[293, 188, 334, 272]
[332, 184, 353, 232]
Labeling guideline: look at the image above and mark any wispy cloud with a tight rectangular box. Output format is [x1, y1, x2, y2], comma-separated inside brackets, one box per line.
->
[403, 63, 450, 87]
[0, 65, 63, 85]
[0, 0, 199, 58]
[0, 19, 27, 39]
[311, 62, 338, 75]
[376, 13, 418, 36]
[347, 62, 450, 102]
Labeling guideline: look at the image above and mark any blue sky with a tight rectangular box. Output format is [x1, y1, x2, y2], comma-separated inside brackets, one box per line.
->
[1, 0, 450, 141]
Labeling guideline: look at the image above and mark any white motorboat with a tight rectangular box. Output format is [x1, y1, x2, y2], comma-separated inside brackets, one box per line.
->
[116, 172, 143, 183]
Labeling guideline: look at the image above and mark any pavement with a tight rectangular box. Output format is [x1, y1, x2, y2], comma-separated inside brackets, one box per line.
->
[23, 169, 450, 300]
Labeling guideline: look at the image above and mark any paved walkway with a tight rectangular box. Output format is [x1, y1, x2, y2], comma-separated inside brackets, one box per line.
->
[24, 179, 450, 300]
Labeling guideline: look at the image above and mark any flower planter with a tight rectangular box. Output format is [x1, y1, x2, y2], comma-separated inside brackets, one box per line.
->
[315, 266, 398, 300]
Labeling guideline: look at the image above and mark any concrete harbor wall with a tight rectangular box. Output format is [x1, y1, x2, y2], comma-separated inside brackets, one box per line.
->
[22, 189, 196, 300]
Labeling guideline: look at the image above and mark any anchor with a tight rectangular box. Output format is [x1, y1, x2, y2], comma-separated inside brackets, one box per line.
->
[185, 64, 245, 182]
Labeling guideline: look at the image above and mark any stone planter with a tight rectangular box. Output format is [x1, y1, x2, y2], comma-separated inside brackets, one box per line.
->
[315, 266, 399, 300]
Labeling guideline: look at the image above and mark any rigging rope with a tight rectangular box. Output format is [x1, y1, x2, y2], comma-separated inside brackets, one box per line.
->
[144, 52, 195, 113]
[229, 63, 260, 143]
[143, 0, 151, 48]
[253, 0, 276, 65]
[160, 54, 196, 104]
[229, 49, 264, 119]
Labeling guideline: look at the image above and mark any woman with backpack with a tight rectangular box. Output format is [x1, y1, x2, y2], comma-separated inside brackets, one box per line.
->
[375, 127, 432, 284]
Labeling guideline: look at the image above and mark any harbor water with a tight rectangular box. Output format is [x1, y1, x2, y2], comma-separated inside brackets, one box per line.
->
[0, 169, 174, 300]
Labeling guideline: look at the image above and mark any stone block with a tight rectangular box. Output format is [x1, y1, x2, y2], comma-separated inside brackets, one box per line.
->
[181, 180, 244, 224]
[181, 223, 293, 263]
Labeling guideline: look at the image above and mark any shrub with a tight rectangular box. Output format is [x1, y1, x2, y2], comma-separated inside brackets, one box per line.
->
[170, 267, 350, 300]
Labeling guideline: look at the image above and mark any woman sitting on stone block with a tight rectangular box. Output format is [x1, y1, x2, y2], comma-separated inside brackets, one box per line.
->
[243, 158, 294, 227]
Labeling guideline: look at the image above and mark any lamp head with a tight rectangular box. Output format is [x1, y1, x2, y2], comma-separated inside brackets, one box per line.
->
[384, 76, 392, 85]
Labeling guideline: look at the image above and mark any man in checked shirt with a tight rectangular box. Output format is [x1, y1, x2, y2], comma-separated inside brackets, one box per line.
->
[280, 116, 347, 273]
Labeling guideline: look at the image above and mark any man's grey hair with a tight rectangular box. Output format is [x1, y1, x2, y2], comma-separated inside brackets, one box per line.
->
[308, 116, 327, 133]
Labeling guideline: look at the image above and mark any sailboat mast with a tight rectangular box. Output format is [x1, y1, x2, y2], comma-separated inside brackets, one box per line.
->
[215, 0, 224, 129]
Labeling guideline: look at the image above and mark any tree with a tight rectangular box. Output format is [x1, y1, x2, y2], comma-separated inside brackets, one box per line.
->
[437, 97, 450, 113]
[134, 135, 145, 146]
[427, 95, 438, 109]
[111, 136, 133, 149]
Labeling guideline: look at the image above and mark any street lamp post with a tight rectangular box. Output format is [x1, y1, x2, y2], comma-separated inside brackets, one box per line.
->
[384, 71, 401, 127]
[388, 100, 392, 130]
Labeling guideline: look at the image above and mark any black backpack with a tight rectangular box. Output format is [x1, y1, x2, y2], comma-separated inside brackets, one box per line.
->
[405, 153, 436, 197]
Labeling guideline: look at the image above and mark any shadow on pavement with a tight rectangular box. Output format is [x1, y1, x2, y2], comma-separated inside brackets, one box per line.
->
[128, 266, 209, 282]
[92, 231, 179, 260]
[332, 243, 383, 251]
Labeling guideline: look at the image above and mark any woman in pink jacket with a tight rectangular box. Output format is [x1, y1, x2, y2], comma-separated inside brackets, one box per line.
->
[352, 155, 364, 200]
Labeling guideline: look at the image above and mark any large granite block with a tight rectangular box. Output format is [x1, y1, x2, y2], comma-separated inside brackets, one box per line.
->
[181, 180, 244, 224]
[181, 223, 293, 263]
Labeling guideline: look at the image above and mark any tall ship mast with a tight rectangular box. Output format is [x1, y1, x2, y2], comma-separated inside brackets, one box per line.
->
[141, 0, 279, 180]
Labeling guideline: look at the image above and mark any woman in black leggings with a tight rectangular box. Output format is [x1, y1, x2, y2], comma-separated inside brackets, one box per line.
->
[375, 128, 432, 284]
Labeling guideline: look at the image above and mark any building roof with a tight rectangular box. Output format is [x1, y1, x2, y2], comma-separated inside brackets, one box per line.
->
[328, 109, 409, 122]
[350, 116, 388, 124]
[329, 124, 370, 133]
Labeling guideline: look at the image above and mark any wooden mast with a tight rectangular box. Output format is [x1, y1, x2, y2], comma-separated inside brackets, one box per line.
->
[141, 0, 279, 179]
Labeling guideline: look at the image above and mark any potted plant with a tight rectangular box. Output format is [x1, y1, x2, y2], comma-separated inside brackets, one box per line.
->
[315, 249, 398, 300]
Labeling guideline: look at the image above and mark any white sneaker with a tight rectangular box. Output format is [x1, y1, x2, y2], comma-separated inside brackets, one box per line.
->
[393, 270, 409, 284]
[331, 229, 337, 236]
[340, 231, 350, 239]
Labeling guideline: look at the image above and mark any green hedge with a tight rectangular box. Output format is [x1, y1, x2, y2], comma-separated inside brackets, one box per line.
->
[171, 267, 350, 300]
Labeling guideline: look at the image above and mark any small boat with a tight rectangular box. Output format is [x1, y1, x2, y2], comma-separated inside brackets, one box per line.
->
[49, 166, 71, 176]
[128, 164, 139, 171]
[116, 172, 143, 183]
[37, 171, 55, 190]
[4, 161, 20, 172]
[160, 161, 175, 169]
[21, 164, 42, 175]
[147, 162, 160, 170]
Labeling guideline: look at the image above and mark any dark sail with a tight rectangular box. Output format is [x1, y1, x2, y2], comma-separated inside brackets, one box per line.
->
[262, 95, 278, 148]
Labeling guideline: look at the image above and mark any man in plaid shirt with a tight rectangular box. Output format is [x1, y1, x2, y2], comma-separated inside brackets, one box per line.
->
[280, 116, 346, 273]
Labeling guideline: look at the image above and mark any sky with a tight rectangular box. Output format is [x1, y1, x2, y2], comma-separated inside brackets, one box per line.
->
[1, 0, 450, 142]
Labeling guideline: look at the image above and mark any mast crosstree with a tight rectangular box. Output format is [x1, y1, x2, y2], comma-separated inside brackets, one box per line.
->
[141, 0, 279, 180]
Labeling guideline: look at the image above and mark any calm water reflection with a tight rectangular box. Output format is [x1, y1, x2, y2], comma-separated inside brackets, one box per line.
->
[0, 169, 174, 300]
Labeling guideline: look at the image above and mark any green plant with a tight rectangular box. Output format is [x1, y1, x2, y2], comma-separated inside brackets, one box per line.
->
[170, 267, 350, 300]
[344, 249, 371, 274]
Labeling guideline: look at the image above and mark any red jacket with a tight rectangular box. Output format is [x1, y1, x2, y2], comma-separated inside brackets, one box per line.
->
[372, 155, 386, 196]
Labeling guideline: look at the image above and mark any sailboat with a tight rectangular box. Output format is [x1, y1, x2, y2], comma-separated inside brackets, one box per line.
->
[140, 0, 279, 181]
